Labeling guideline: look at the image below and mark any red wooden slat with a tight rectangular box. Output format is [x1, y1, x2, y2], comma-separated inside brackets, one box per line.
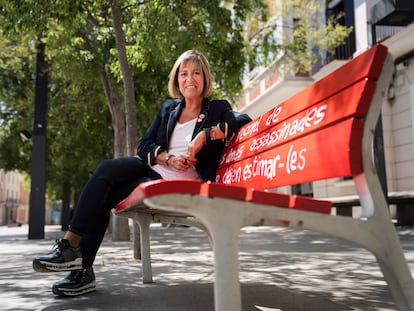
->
[198, 186, 331, 214]
[114, 179, 202, 212]
[248, 189, 291, 206]
[289, 195, 331, 214]
[200, 181, 248, 200]
[216, 118, 363, 189]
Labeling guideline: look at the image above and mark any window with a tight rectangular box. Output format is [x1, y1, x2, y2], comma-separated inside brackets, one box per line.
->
[326, 0, 355, 61]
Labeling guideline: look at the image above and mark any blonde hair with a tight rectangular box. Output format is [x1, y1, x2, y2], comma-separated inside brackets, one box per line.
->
[168, 50, 213, 98]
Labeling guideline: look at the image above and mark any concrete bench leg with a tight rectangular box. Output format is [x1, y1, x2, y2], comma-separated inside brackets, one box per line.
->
[206, 219, 242, 311]
[375, 247, 414, 311]
[134, 214, 153, 283]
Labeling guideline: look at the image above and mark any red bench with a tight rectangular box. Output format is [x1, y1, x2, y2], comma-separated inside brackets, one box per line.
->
[114, 44, 414, 311]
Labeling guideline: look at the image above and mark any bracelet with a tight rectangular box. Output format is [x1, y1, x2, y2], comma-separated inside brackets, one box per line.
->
[165, 154, 174, 166]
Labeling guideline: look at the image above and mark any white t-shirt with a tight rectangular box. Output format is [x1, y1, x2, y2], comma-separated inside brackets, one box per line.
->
[152, 118, 200, 180]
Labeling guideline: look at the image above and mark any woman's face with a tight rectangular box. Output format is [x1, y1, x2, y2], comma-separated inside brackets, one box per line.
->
[178, 61, 204, 101]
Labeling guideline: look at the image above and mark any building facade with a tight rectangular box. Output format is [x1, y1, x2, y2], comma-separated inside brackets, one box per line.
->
[0, 169, 21, 225]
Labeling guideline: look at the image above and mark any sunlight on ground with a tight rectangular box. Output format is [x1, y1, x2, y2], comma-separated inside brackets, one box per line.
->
[255, 306, 282, 311]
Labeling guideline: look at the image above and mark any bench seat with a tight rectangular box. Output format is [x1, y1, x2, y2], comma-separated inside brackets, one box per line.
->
[115, 179, 332, 216]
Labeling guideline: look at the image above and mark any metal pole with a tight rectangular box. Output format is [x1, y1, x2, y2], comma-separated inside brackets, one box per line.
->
[375, 118, 389, 200]
[28, 41, 48, 239]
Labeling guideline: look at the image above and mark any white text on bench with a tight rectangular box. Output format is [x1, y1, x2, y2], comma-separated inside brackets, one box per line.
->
[222, 144, 307, 183]
[250, 104, 326, 152]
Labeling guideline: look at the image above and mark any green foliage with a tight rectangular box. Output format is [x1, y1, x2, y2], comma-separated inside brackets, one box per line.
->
[119, 0, 262, 101]
[246, 0, 353, 74]
[0, 2, 114, 197]
[46, 76, 113, 198]
[0, 32, 35, 171]
[0, 0, 84, 34]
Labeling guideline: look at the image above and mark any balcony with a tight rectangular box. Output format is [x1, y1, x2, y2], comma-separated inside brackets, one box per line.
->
[371, 0, 414, 26]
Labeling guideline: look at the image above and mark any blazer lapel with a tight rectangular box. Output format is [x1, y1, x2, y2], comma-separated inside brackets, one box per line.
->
[193, 98, 210, 138]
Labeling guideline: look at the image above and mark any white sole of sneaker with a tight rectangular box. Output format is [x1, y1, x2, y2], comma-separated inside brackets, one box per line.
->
[34, 257, 83, 272]
[53, 281, 96, 297]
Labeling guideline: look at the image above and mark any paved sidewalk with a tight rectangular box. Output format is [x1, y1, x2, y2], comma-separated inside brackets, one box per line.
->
[1, 223, 413, 311]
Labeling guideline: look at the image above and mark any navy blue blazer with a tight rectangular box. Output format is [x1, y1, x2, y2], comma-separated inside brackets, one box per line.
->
[137, 98, 251, 181]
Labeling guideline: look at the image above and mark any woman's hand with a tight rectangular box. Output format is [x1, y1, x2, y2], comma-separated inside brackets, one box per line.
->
[185, 126, 225, 164]
[186, 131, 206, 164]
[168, 154, 193, 171]
[164, 126, 227, 171]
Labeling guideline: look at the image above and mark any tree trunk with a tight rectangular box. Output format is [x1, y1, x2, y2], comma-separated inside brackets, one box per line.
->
[99, 69, 130, 241]
[110, 1, 137, 156]
[110, 0, 140, 250]
[99, 70, 127, 157]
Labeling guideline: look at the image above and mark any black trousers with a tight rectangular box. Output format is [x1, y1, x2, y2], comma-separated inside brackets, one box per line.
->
[69, 156, 161, 267]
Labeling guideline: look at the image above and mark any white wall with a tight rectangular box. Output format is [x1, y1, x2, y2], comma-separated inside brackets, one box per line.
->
[386, 61, 414, 191]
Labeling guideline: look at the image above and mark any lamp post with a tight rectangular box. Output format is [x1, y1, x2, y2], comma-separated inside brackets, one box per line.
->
[28, 41, 48, 239]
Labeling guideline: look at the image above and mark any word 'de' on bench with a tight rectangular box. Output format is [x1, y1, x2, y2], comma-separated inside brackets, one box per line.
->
[115, 44, 414, 311]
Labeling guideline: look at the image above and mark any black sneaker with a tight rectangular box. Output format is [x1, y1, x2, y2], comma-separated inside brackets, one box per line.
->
[33, 239, 82, 272]
[52, 268, 96, 297]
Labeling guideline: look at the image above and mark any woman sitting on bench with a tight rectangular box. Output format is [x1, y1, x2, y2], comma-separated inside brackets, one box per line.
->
[32, 49, 251, 297]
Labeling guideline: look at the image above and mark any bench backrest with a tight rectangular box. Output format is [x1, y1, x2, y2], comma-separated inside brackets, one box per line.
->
[216, 44, 389, 190]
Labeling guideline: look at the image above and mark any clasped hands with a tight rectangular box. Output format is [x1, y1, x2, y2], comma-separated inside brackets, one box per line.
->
[167, 126, 225, 171]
